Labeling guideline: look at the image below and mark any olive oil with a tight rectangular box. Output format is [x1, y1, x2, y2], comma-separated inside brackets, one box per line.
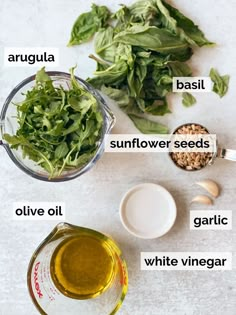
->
[50, 234, 115, 299]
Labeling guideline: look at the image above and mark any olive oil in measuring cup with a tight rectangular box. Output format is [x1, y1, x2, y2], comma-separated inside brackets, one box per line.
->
[50, 234, 116, 299]
[28, 223, 128, 315]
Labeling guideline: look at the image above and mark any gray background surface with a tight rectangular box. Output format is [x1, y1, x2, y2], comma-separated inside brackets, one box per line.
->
[0, 0, 235, 314]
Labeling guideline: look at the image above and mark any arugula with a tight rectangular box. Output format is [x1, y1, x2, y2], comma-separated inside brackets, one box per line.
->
[68, 0, 213, 133]
[210, 68, 230, 98]
[182, 92, 196, 107]
[4, 67, 103, 179]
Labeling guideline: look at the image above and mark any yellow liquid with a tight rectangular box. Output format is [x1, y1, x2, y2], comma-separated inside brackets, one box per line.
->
[50, 234, 115, 299]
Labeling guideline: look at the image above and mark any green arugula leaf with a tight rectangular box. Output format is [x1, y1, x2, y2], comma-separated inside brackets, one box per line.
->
[3, 134, 30, 148]
[67, 152, 96, 167]
[36, 67, 52, 84]
[55, 142, 69, 159]
[210, 68, 230, 98]
[182, 92, 196, 107]
[4, 67, 103, 178]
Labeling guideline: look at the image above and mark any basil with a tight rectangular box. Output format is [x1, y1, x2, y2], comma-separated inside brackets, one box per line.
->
[210, 68, 230, 98]
[68, 4, 111, 46]
[182, 92, 196, 107]
[68, 0, 213, 133]
[128, 114, 169, 134]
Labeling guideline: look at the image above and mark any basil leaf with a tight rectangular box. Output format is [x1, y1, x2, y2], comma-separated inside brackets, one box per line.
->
[144, 98, 171, 115]
[101, 85, 140, 116]
[101, 86, 130, 108]
[92, 60, 128, 86]
[155, 0, 178, 33]
[115, 43, 133, 66]
[182, 92, 196, 107]
[112, 6, 132, 33]
[129, 0, 158, 21]
[95, 27, 116, 62]
[114, 25, 189, 54]
[68, 4, 110, 46]
[164, 1, 214, 47]
[168, 61, 192, 77]
[127, 63, 147, 98]
[128, 114, 169, 134]
[210, 68, 230, 98]
[152, 72, 172, 97]
[89, 54, 110, 71]
[151, 61, 192, 98]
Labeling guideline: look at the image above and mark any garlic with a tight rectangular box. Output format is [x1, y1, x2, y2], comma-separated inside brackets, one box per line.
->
[196, 179, 220, 198]
[191, 195, 213, 205]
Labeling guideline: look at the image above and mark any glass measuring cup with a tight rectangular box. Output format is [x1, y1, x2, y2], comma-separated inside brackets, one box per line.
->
[169, 123, 236, 171]
[27, 223, 128, 315]
[0, 72, 115, 182]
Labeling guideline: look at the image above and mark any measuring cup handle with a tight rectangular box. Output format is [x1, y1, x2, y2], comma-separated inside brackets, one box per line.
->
[217, 148, 236, 161]
[103, 104, 116, 133]
[0, 121, 4, 146]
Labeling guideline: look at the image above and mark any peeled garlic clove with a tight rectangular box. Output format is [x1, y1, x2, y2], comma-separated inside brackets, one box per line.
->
[191, 195, 213, 205]
[196, 179, 220, 198]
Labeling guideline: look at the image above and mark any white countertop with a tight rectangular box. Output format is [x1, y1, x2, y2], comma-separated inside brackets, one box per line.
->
[0, 0, 235, 314]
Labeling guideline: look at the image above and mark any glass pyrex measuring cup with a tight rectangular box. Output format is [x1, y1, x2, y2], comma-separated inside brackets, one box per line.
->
[0, 72, 115, 182]
[27, 223, 128, 315]
[169, 123, 236, 171]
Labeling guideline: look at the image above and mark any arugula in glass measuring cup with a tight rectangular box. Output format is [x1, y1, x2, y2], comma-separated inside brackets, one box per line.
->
[4, 68, 103, 178]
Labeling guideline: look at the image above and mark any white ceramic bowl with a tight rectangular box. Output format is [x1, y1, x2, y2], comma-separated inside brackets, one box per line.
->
[119, 183, 177, 239]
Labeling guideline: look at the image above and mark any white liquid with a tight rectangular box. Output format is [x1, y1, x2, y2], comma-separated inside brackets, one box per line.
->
[121, 184, 176, 238]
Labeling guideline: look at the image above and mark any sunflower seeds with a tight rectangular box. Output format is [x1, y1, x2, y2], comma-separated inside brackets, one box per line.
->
[170, 124, 213, 171]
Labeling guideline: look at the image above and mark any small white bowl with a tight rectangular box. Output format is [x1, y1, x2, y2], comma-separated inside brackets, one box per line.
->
[119, 183, 177, 239]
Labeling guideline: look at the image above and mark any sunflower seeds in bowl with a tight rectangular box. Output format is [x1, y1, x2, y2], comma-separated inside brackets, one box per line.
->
[170, 123, 215, 171]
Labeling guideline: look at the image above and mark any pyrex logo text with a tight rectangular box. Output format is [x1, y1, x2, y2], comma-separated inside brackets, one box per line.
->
[34, 262, 43, 298]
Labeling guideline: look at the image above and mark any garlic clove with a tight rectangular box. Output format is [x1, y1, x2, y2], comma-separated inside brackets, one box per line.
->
[191, 195, 213, 205]
[196, 179, 220, 198]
